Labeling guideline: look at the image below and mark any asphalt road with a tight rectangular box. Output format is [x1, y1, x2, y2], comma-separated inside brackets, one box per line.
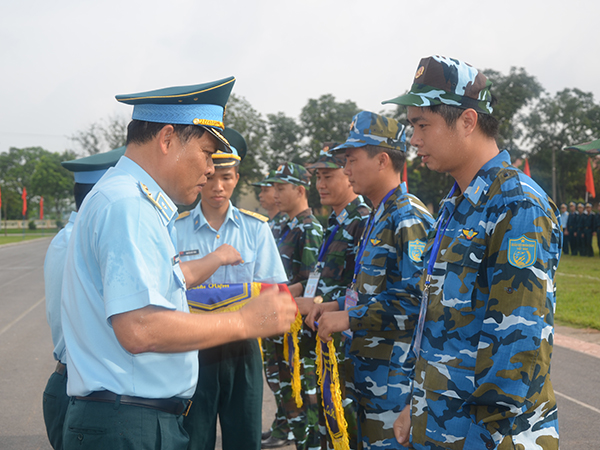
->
[1, 238, 599, 449]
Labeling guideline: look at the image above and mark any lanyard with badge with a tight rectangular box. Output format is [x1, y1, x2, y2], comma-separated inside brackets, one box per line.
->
[303, 209, 348, 297]
[342, 187, 396, 338]
[412, 182, 458, 357]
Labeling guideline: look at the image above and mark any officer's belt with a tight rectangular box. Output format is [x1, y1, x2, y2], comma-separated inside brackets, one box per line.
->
[55, 361, 67, 377]
[75, 390, 192, 416]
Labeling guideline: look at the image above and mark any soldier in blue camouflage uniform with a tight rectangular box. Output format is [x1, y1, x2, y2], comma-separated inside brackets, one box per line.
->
[317, 112, 434, 450]
[262, 162, 324, 450]
[296, 144, 371, 450]
[386, 55, 561, 450]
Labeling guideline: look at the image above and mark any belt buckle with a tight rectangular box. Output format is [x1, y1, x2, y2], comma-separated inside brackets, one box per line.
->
[182, 400, 193, 417]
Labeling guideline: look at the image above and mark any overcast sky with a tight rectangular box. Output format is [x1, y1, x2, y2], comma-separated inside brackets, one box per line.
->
[1, 0, 599, 155]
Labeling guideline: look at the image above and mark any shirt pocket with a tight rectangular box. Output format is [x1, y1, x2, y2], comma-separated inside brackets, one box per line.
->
[439, 240, 486, 312]
[222, 259, 255, 283]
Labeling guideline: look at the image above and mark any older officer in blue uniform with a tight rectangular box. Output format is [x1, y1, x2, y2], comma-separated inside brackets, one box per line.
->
[43, 146, 125, 450]
[60, 78, 297, 450]
[176, 128, 287, 450]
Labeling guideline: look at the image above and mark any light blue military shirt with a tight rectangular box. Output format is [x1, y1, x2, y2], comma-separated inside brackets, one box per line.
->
[61, 156, 198, 398]
[44, 211, 77, 364]
[176, 201, 287, 284]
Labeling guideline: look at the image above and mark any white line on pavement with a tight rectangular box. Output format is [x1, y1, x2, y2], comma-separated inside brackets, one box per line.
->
[555, 390, 600, 415]
[0, 296, 45, 337]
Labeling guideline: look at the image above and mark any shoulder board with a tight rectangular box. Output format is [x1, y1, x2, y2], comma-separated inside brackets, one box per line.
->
[176, 211, 191, 221]
[239, 208, 268, 222]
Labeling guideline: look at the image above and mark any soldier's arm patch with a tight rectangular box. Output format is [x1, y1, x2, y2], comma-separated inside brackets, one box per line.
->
[507, 235, 537, 268]
[239, 208, 268, 222]
[408, 239, 426, 262]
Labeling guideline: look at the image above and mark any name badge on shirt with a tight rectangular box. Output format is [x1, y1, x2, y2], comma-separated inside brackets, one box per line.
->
[342, 288, 359, 339]
[172, 254, 181, 265]
[303, 264, 322, 298]
[179, 249, 200, 257]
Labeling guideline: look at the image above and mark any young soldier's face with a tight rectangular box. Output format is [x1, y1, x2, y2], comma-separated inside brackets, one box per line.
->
[407, 106, 462, 174]
[202, 166, 239, 210]
[258, 185, 277, 211]
[315, 168, 352, 208]
[343, 147, 380, 197]
[273, 182, 301, 214]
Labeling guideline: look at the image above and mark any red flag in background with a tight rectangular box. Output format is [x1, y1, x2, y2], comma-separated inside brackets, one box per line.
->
[586, 158, 596, 198]
[21, 187, 27, 216]
[523, 159, 531, 177]
[40, 196, 44, 220]
[403, 161, 409, 192]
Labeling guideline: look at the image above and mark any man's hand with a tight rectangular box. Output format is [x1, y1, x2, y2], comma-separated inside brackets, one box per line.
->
[239, 286, 297, 339]
[393, 405, 411, 445]
[305, 301, 339, 331]
[295, 297, 315, 316]
[317, 310, 349, 341]
[213, 244, 243, 266]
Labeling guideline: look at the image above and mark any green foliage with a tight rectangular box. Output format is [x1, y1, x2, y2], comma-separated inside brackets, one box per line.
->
[0, 147, 75, 220]
[28, 220, 36, 230]
[523, 88, 600, 204]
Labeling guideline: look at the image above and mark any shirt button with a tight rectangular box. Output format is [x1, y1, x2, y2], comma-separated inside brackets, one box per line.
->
[216, 234, 220, 239]
[486, 442, 494, 449]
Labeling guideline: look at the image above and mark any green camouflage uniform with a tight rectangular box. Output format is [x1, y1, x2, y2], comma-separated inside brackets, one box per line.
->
[262, 163, 324, 450]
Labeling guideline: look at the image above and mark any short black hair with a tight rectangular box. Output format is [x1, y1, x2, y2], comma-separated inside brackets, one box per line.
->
[426, 101, 499, 140]
[74, 183, 95, 210]
[363, 145, 406, 174]
[126, 120, 205, 146]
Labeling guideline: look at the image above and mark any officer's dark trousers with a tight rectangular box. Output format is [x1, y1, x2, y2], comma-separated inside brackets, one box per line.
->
[183, 339, 263, 450]
[43, 368, 69, 449]
[562, 232, 570, 254]
[63, 397, 189, 449]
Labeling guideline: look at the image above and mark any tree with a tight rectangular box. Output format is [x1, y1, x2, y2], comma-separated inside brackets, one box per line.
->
[523, 88, 600, 204]
[299, 94, 360, 159]
[30, 150, 77, 218]
[483, 67, 544, 153]
[266, 112, 303, 166]
[0, 147, 75, 220]
[70, 115, 128, 155]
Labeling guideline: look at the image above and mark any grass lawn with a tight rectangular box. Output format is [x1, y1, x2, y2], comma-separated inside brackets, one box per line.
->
[555, 241, 600, 330]
[0, 229, 58, 245]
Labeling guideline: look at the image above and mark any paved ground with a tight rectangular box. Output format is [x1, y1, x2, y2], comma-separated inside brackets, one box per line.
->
[1, 237, 599, 449]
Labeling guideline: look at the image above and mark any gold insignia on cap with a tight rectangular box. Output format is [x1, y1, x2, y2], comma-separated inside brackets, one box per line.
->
[193, 118, 224, 128]
[415, 66, 425, 79]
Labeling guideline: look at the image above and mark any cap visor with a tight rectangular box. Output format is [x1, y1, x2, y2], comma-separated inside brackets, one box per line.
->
[204, 127, 231, 153]
[382, 92, 433, 106]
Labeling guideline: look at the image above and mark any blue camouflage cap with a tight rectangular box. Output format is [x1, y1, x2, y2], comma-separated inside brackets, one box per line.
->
[332, 111, 406, 153]
[212, 128, 247, 168]
[305, 142, 345, 170]
[61, 146, 126, 183]
[116, 76, 236, 152]
[382, 56, 493, 115]
[263, 162, 311, 186]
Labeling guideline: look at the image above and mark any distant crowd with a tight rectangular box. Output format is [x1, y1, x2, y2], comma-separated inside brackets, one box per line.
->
[562, 201, 600, 256]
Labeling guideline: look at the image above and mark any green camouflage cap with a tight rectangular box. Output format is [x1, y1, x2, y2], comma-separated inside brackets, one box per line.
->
[305, 142, 345, 170]
[264, 162, 311, 186]
[332, 111, 406, 152]
[252, 170, 277, 187]
[382, 55, 493, 115]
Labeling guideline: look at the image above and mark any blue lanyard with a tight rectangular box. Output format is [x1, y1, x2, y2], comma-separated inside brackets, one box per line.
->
[278, 228, 291, 247]
[425, 182, 459, 287]
[318, 223, 340, 263]
[352, 187, 397, 285]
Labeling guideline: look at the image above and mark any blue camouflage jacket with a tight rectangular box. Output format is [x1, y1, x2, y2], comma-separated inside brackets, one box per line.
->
[410, 150, 562, 450]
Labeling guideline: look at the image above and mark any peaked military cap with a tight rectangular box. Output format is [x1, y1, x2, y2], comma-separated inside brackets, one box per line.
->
[383, 55, 494, 115]
[116, 76, 236, 152]
[332, 111, 406, 153]
[212, 128, 247, 168]
[264, 162, 311, 186]
[252, 170, 277, 187]
[61, 146, 126, 184]
[305, 142, 345, 170]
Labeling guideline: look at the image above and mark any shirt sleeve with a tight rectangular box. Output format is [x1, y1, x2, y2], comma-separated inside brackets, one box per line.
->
[464, 199, 560, 445]
[95, 197, 182, 319]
